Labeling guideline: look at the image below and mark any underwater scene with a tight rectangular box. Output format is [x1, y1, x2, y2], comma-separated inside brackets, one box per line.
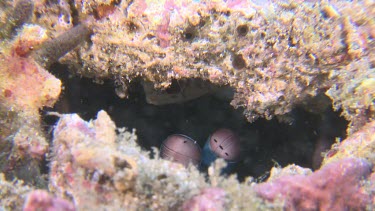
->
[0, 0, 375, 210]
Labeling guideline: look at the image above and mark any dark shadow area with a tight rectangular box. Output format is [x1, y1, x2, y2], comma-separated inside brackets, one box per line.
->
[42, 64, 348, 180]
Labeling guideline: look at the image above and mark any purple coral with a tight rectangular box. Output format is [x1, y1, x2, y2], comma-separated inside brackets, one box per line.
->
[23, 190, 75, 211]
[182, 187, 227, 211]
[254, 158, 372, 210]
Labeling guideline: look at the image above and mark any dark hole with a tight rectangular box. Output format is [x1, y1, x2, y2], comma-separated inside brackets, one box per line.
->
[214, 139, 217, 142]
[237, 24, 249, 37]
[114, 157, 132, 169]
[98, 174, 110, 185]
[146, 34, 156, 40]
[35, 12, 41, 19]
[225, 153, 229, 156]
[42, 64, 349, 182]
[232, 54, 246, 70]
[165, 79, 182, 94]
[260, 32, 266, 39]
[182, 27, 196, 41]
[112, 0, 122, 5]
[67, 0, 79, 25]
[288, 36, 296, 47]
[219, 145, 223, 150]
[199, 20, 206, 28]
[39, 155, 50, 175]
[127, 21, 138, 32]
[157, 174, 167, 180]
[184, 32, 194, 40]
[222, 11, 231, 16]
[184, 140, 187, 143]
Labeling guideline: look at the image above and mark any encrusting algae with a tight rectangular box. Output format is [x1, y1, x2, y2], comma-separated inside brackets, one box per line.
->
[0, 0, 90, 188]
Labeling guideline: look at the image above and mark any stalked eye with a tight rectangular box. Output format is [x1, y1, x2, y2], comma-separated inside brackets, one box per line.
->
[160, 134, 201, 167]
[208, 128, 241, 162]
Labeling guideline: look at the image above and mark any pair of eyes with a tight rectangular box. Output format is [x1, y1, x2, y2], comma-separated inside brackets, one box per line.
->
[178, 137, 230, 157]
[213, 138, 230, 157]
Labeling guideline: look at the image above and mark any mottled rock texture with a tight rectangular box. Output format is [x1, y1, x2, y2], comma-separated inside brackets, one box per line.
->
[23, 190, 75, 211]
[0, 0, 375, 210]
[35, 0, 374, 130]
[255, 158, 372, 210]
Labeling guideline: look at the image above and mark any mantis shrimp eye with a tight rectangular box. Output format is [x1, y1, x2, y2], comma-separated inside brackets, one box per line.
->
[202, 128, 241, 168]
[160, 134, 201, 167]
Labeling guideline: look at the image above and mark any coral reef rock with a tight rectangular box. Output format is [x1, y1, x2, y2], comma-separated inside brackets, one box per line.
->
[37, 0, 375, 126]
[323, 120, 375, 167]
[0, 23, 61, 186]
[23, 190, 75, 211]
[254, 158, 372, 210]
[0, 0, 375, 210]
[0, 0, 91, 186]
[0, 173, 33, 210]
[182, 187, 226, 211]
[49, 110, 209, 210]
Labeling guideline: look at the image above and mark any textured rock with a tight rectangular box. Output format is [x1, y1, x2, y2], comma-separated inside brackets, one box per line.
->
[49, 110, 208, 210]
[42, 0, 375, 124]
[0, 1, 375, 210]
[0, 0, 92, 186]
[182, 187, 226, 211]
[0, 173, 33, 210]
[0, 22, 60, 186]
[23, 190, 75, 211]
[323, 120, 375, 167]
[50, 110, 138, 207]
[254, 158, 372, 210]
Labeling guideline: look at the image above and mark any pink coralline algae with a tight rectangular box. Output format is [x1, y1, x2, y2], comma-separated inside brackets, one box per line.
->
[182, 187, 227, 211]
[48, 111, 138, 208]
[322, 120, 375, 166]
[23, 190, 75, 211]
[48, 110, 208, 210]
[254, 158, 372, 210]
